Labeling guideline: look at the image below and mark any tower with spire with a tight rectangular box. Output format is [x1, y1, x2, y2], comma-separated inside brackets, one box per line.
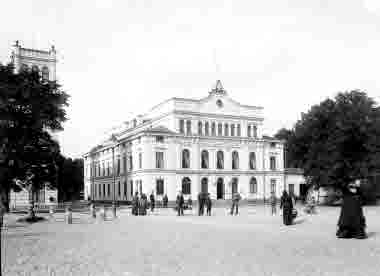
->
[209, 80, 227, 95]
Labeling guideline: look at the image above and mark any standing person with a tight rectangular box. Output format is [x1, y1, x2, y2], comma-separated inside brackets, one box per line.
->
[206, 193, 212, 216]
[139, 194, 148, 216]
[270, 192, 277, 216]
[197, 192, 204, 216]
[336, 182, 367, 239]
[280, 190, 293, 225]
[163, 194, 168, 208]
[176, 191, 184, 216]
[131, 192, 139, 216]
[187, 197, 192, 210]
[149, 192, 155, 212]
[230, 192, 241, 215]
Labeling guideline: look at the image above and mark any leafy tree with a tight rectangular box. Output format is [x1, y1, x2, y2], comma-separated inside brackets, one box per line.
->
[274, 128, 298, 168]
[0, 63, 69, 215]
[56, 155, 84, 202]
[287, 90, 380, 192]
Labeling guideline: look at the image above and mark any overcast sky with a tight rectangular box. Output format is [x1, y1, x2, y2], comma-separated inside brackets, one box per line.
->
[2, 0, 380, 158]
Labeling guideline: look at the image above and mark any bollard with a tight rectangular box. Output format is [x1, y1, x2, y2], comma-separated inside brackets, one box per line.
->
[65, 206, 72, 224]
[90, 203, 96, 218]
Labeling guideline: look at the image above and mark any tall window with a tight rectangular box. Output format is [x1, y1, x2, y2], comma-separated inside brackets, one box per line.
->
[129, 155, 133, 171]
[211, 122, 216, 136]
[232, 151, 239, 170]
[124, 181, 127, 196]
[130, 180, 133, 196]
[270, 156, 276, 170]
[179, 119, 185, 134]
[156, 136, 164, 143]
[198, 121, 203, 136]
[156, 179, 164, 195]
[186, 120, 191, 135]
[253, 125, 258, 138]
[237, 124, 241, 136]
[231, 124, 235, 136]
[117, 157, 120, 175]
[102, 162, 105, 176]
[217, 123, 222, 136]
[289, 184, 295, 195]
[224, 123, 228, 136]
[231, 178, 238, 194]
[217, 150, 224, 169]
[42, 66, 49, 80]
[123, 155, 126, 173]
[249, 152, 256, 170]
[270, 179, 276, 194]
[139, 153, 142, 169]
[107, 184, 110, 197]
[247, 125, 251, 137]
[156, 152, 164, 169]
[201, 150, 209, 169]
[250, 177, 257, 194]
[182, 177, 191, 194]
[118, 181, 121, 197]
[201, 177, 208, 193]
[182, 149, 190, 168]
[205, 122, 209, 136]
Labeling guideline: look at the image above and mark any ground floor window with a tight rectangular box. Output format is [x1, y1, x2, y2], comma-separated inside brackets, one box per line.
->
[156, 179, 164, 195]
[288, 184, 295, 195]
[130, 180, 133, 196]
[108, 184, 111, 197]
[182, 177, 191, 195]
[118, 181, 121, 197]
[124, 181, 127, 197]
[201, 177, 208, 193]
[249, 177, 257, 194]
[231, 177, 238, 194]
[270, 179, 276, 194]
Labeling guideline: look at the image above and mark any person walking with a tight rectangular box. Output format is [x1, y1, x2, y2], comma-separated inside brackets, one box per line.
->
[280, 190, 293, 225]
[336, 181, 367, 239]
[163, 194, 168, 208]
[270, 192, 277, 216]
[198, 192, 204, 216]
[149, 192, 155, 212]
[176, 191, 184, 216]
[206, 193, 212, 216]
[230, 192, 241, 215]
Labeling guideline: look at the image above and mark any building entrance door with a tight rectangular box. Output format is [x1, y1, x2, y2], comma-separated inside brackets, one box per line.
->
[217, 178, 224, 199]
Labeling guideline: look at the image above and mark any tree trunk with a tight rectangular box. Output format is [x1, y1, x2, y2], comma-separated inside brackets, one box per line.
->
[27, 187, 36, 220]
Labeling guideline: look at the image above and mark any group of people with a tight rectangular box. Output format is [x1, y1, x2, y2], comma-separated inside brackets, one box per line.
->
[131, 192, 149, 216]
[197, 192, 212, 216]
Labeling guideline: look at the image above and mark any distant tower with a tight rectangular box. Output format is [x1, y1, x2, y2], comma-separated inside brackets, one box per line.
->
[10, 40, 57, 81]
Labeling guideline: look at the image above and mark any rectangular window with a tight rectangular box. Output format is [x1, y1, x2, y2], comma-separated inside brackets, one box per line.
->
[124, 181, 127, 196]
[179, 119, 184, 133]
[156, 136, 164, 143]
[103, 184, 106, 197]
[270, 156, 276, 170]
[156, 179, 164, 195]
[218, 123, 222, 136]
[198, 121, 202, 136]
[117, 157, 120, 175]
[253, 126, 258, 138]
[247, 125, 251, 137]
[224, 123, 228, 136]
[231, 124, 235, 136]
[186, 120, 191, 135]
[237, 124, 241, 136]
[289, 184, 295, 195]
[211, 123, 216, 136]
[139, 152, 142, 169]
[270, 179, 276, 194]
[156, 152, 164, 169]
[118, 181, 121, 197]
[123, 155, 126, 174]
[130, 180, 133, 196]
[129, 155, 133, 171]
[107, 184, 110, 197]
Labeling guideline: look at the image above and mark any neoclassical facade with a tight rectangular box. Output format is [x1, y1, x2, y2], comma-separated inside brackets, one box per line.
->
[83, 81, 297, 203]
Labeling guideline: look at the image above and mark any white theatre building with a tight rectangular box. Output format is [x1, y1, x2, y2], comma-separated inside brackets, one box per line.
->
[83, 81, 301, 203]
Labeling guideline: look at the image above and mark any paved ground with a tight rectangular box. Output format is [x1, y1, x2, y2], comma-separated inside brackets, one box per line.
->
[2, 204, 380, 276]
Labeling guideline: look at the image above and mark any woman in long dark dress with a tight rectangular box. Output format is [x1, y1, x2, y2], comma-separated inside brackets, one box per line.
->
[336, 183, 367, 239]
[131, 192, 139, 216]
[280, 190, 293, 225]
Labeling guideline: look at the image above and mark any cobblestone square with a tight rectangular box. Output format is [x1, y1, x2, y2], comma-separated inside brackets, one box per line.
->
[2, 205, 380, 276]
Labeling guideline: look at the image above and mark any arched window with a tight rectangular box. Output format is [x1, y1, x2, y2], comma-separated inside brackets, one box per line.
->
[224, 123, 229, 136]
[237, 124, 241, 136]
[247, 125, 251, 137]
[249, 152, 256, 170]
[42, 66, 49, 80]
[182, 177, 191, 195]
[211, 122, 216, 136]
[182, 149, 190, 169]
[231, 124, 235, 136]
[31, 65, 39, 73]
[232, 151, 239, 170]
[205, 122, 209, 136]
[201, 177, 208, 193]
[253, 125, 258, 138]
[217, 150, 224, 169]
[186, 120, 191, 135]
[201, 150, 209, 169]
[231, 177, 238, 194]
[249, 177, 257, 194]
[20, 64, 29, 72]
[198, 121, 203, 136]
[218, 123, 223, 136]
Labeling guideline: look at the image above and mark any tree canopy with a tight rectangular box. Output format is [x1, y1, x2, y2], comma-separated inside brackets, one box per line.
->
[0, 63, 69, 206]
[276, 90, 380, 190]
